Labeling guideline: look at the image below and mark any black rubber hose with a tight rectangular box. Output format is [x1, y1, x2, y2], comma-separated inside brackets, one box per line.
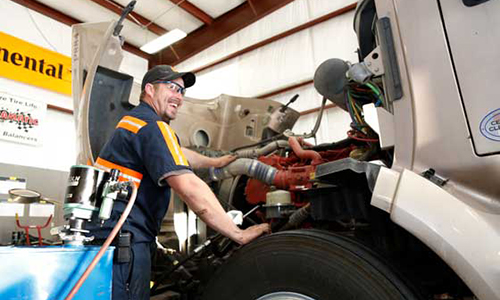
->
[279, 204, 311, 231]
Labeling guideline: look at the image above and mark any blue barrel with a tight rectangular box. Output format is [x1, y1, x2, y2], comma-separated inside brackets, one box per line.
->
[0, 245, 113, 300]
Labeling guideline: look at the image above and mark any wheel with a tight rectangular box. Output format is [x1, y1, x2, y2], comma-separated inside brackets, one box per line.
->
[202, 230, 422, 300]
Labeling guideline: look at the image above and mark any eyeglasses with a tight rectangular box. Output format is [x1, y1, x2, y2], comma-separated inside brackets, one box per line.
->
[153, 80, 186, 96]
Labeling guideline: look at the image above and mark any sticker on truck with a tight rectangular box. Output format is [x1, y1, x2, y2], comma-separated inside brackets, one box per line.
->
[480, 108, 500, 141]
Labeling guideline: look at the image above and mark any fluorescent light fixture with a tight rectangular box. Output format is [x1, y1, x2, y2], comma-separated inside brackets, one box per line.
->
[140, 29, 187, 54]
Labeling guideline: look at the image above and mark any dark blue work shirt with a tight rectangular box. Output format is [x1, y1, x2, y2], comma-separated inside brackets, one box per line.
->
[87, 101, 192, 243]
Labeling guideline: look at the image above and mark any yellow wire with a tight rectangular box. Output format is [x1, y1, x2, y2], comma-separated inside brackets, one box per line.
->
[349, 92, 364, 125]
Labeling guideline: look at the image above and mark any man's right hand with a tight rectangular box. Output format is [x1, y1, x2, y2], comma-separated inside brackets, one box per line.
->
[212, 154, 237, 168]
[237, 223, 271, 245]
[168, 173, 270, 246]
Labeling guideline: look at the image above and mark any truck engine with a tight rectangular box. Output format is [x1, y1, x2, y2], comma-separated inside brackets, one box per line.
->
[152, 78, 471, 300]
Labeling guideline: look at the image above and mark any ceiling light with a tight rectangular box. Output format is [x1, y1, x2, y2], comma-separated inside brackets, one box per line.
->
[140, 29, 187, 54]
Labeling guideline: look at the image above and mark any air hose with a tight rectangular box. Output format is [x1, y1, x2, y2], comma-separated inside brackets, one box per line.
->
[209, 158, 277, 184]
[64, 182, 138, 300]
[234, 140, 289, 158]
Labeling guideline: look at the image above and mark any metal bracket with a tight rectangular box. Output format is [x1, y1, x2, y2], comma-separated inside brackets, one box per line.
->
[421, 168, 448, 187]
[346, 46, 384, 83]
[376, 17, 403, 101]
[364, 46, 385, 76]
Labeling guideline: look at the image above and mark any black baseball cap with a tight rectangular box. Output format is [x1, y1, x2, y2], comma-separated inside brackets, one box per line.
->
[141, 65, 196, 90]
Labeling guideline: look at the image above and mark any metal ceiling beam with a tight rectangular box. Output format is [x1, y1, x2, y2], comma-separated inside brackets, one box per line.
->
[10, 0, 152, 60]
[153, 0, 295, 66]
[256, 79, 313, 99]
[169, 0, 213, 25]
[193, 3, 357, 74]
[247, 0, 258, 16]
[256, 78, 337, 116]
[300, 103, 336, 116]
[88, 0, 167, 36]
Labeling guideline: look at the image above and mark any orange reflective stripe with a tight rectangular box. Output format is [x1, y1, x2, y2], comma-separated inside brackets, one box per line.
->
[95, 158, 143, 180]
[157, 121, 189, 166]
[116, 116, 147, 134]
[95, 158, 142, 188]
[117, 121, 141, 133]
[123, 116, 147, 127]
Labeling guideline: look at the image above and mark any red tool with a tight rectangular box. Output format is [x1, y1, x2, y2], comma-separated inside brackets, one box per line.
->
[15, 213, 53, 246]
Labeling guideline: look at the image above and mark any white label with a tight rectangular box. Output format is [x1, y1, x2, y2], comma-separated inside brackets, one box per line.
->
[0, 203, 24, 216]
[29, 203, 55, 217]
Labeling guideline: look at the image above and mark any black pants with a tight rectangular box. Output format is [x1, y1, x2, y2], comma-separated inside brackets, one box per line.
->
[112, 242, 151, 300]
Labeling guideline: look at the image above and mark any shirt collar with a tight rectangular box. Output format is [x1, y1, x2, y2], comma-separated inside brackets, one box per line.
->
[138, 101, 168, 123]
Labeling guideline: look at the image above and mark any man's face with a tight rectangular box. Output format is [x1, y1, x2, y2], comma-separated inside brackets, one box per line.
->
[151, 77, 185, 122]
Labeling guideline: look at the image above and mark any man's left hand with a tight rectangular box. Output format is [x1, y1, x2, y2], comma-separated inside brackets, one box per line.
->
[213, 155, 237, 168]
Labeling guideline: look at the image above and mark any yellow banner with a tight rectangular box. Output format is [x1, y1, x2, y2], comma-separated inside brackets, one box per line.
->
[0, 31, 71, 95]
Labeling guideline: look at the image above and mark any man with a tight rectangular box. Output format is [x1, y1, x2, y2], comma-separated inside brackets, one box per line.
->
[89, 65, 270, 299]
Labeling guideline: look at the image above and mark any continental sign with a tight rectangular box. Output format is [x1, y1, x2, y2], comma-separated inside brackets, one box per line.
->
[0, 31, 71, 95]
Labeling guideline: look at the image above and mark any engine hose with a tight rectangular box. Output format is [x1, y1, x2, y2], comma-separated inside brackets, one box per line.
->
[231, 133, 285, 152]
[288, 136, 323, 164]
[209, 158, 277, 185]
[235, 140, 289, 158]
[64, 182, 138, 300]
[279, 203, 311, 231]
[310, 138, 355, 151]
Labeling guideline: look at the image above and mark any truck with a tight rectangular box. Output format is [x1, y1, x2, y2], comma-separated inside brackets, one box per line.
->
[70, 0, 500, 299]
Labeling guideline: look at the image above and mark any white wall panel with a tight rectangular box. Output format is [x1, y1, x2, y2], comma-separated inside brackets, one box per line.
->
[272, 83, 323, 110]
[307, 0, 354, 19]
[310, 12, 358, 66]
[184, 60, 241, 99]
[272, 85, 352, 144]
[236, 0, 311, 50]
[237, 30, 316, 96]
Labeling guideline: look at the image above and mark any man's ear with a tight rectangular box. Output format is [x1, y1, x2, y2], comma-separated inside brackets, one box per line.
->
[144, 83, 156, 98]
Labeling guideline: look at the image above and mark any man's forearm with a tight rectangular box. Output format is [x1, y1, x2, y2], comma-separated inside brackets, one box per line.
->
[181, 147, 236, 169]
[167, 173, 244, 243]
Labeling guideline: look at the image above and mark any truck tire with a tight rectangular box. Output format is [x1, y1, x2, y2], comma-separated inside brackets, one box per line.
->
[202, 230, 421, 300]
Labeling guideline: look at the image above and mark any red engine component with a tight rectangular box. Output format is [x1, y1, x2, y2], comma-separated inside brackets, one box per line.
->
[245, 164, 316, 205]
[288, 137, 324, 165]
[245, 137, 355, 205]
